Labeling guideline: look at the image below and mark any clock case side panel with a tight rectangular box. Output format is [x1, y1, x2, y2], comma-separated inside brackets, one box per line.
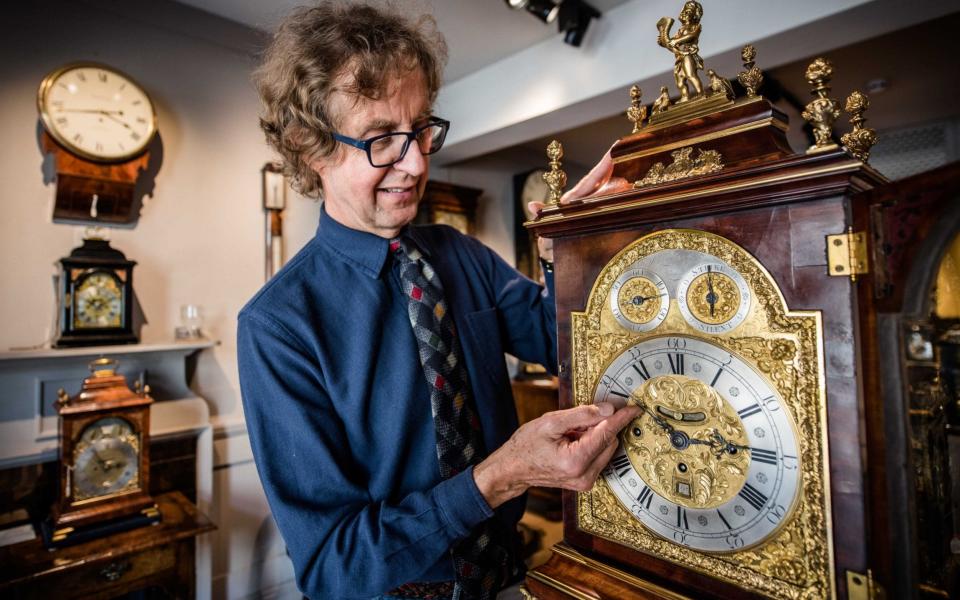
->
[53, 405, 154, 531]
[850, 162, 960, 599]
[550, 191, 865, 599]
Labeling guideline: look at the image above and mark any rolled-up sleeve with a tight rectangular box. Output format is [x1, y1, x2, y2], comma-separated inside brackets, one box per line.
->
[237, 310, 493, 599]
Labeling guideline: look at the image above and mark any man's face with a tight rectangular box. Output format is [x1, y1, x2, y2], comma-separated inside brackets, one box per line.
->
[315, 69, 431, 239]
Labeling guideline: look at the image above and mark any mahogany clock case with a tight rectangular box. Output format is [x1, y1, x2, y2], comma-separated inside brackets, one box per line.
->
[528, 158, 960, 599]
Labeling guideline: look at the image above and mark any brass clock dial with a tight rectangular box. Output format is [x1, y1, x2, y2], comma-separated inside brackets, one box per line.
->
[610, 268, 669, 332]
[677, 262, 751, 333]
[595, 335, 801, 552]
[73, 271, 123, 329]
[72, 416, 140, 501]
[38, 63, 157, 162]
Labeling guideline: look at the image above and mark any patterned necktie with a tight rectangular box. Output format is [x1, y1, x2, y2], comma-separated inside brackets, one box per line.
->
[390, 235, 513, 600]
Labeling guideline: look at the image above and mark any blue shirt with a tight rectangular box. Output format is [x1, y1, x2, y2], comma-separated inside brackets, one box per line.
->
[237, 208, 557, 599]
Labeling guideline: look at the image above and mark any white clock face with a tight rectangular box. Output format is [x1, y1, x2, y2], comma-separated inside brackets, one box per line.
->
[594, 335, 801, 552]
[38, 64, 156, 161]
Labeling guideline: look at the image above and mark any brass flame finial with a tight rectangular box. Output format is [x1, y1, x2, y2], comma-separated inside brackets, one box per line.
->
[840, 90, 878, 163]
[737, 44, 763, 97]
[627, 85, 647, 133]
[542, 140, 567, 206]
[801, 57, 841, 153]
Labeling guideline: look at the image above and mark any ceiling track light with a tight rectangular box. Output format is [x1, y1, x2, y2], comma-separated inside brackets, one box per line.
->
[558, 0, 601, 47]
[504, 0, 601, 47]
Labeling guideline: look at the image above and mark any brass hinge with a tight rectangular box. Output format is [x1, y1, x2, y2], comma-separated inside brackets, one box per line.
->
[827, 227, 869, 281]
[847, 570, 886, 600]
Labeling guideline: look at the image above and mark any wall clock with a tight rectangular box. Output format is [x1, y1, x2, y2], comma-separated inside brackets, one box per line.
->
[37, 62, 158, 224]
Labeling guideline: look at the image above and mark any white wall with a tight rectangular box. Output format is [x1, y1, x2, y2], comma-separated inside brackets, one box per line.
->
[0, 1, 297, 597]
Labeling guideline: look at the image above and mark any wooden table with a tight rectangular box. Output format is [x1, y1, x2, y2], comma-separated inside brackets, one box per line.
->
[0, 492, 215, 599]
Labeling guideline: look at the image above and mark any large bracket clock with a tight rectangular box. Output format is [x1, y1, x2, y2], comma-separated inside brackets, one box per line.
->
[517, 2, 960, 599]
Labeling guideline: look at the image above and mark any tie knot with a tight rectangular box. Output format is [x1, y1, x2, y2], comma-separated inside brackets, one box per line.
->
[390, 235, 422, 263]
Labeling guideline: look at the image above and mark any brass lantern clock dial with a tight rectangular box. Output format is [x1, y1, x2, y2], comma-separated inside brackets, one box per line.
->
[73, 271, 123, 329]
[610, 268, 669, 332]
[677, 262, 751, 333]
[572, 229, 832, 599]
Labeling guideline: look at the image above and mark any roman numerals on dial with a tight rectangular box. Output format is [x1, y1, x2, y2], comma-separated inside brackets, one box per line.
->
[596, 334, 802, 553]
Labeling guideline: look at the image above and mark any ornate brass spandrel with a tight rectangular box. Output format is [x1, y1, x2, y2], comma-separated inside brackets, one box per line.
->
[657, 1, 705, 103]
[634, 146, 724, 188]
[542, 140, 567, 206]
[801, 58, 841, 154]
[840, 90, 878, 163]
[572, 229, 833, 599]
[627, 85, 647, 133]
[737, 45, 763, 98]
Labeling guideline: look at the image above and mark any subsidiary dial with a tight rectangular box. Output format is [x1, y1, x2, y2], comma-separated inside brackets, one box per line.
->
[610, 268, 669, 332]
[677, 262, 751, 333]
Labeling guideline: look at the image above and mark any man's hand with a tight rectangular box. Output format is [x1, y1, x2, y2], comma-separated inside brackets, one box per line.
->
[473, 402, 641, 509]
[528, 148, 614, 262]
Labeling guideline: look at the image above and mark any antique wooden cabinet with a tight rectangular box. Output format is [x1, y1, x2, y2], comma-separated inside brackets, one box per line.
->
[524, 6, 960, 598]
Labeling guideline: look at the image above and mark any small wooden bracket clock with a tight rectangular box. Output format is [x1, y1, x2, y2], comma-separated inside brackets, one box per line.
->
[56, 236, 138, 347]
[524, 2, 959, 599]
[44, 358, 159, 547]
[37, 62, 157, 225]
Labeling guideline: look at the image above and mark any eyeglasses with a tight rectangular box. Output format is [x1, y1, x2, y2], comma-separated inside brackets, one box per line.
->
[332, 117, 450, 168]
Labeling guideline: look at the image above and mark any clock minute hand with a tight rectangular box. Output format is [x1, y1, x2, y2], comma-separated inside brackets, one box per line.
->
[61, 108, 125, 115]
[633, 397, 674, 434]
[100, 111, 134, 130]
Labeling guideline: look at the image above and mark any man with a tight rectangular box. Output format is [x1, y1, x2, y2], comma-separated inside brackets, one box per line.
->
[238, 3, 639, 599]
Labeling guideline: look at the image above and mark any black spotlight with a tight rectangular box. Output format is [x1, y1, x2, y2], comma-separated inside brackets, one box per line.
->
[504, 0, 561, 25]
[558, 0, 601, 47]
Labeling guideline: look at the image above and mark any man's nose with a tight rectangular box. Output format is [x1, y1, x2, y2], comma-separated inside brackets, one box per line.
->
[394, 139, 427, 177]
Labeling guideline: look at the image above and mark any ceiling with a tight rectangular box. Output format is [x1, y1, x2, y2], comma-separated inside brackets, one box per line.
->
[173, 0, 632, 83]
[519, 11, 960, 169]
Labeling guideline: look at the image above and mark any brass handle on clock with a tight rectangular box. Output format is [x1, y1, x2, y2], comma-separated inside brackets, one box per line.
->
[99, 559, 131, 582]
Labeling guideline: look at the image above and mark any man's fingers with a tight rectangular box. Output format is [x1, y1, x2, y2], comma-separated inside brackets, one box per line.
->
[542, 403, 616, 435]
[574, 405, 641, 455]
[560, 146, 614, 203]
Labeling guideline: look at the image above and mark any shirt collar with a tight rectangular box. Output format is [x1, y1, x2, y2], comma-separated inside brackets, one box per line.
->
[316, 205, 431, 279]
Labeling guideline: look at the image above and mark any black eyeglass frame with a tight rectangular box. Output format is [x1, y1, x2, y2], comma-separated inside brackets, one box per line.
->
[331, 117, 451, 168]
